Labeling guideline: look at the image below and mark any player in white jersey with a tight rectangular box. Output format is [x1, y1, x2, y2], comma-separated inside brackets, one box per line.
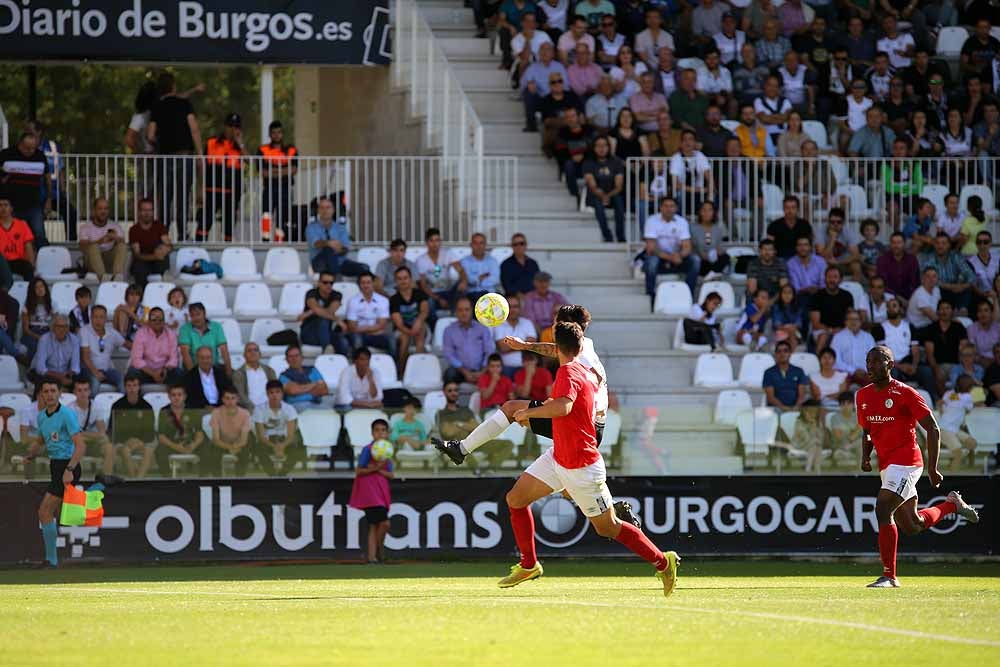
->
[433, 305, 639, 528]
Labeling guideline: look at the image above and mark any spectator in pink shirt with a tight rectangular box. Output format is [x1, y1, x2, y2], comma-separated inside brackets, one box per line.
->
[521, 272, 569, 330]
[567, 43, 604, 99]
[127, 306, 182, 386]
[78, 197, 127, 281]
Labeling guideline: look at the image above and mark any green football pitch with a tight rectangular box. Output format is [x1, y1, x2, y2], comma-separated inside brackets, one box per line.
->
[2, 560, 998, 666]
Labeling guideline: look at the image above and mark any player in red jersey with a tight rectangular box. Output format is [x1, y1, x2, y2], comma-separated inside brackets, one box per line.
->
[856, 345, 981, 588]
[496, 321, 681, 595]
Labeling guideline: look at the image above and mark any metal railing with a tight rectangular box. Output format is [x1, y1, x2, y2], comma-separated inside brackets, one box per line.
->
[41, 154, 518, 247]
[625, 156, 1000, 254]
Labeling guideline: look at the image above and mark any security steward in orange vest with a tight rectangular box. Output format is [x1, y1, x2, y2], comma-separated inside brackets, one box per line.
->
[199, 112, 247, 242]
[257, 120, 298, 241]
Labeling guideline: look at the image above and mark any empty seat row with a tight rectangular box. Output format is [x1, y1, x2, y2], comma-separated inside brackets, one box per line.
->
[693, 351, 819, 388]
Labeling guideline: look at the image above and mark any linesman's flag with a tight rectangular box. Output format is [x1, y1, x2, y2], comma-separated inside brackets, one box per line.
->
[59, 484, 104, 527]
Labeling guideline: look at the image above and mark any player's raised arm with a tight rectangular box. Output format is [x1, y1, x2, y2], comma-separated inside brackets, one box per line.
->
[860, 428, 873, 472]
[502, 336, 558, 358]
[918, 412, 943, 487]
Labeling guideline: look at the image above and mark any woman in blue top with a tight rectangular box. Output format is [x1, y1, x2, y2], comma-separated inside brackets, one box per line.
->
[771, 283, 805, 350]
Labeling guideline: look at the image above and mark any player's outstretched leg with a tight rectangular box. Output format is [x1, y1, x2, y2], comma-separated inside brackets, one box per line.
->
[498, 472, 553, 588]
[433, 400, 528, 465]
[590, 510, 680, 597]
[945, 491, 980, 524]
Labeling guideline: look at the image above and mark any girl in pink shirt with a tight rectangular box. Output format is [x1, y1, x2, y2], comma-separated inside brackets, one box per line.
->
[349, 418, 394, 563]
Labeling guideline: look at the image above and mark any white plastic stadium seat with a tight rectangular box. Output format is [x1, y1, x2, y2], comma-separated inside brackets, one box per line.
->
[220, 247, 262, 281]
[51, 281, 83, 315]
[189, 283, 232, 317]
[422, 390, 446, 425]
[298, 409, 341, 457]
[802, 120, 831, 151]
[91, 392, 122, 421]
[963, 407, 1000, 470]
[229, 353, 245, 370]
[233, 282, 277, 318]
[920, 184, 949, 215]
[720, 119, 740, 132]
[332, 281, 360, 317]
[790, 352, 820, 377]
[736, 407, 779, 458]
[959, 185, 998, 220]
[432, 317, 458, 350]
[278, 282, 313, 317]
[697, 281, 739, 316]
[357, 247, 389, 271]
[217, 318, 244, 350]
[251, 318, 295, 357]
[762, 183, 785, 219]
[673, 319, 711, 352]
[344, 409, 390, 456]
[490, 247, 514, 264]
[144, 392, 170, 427]
[173, 247, 215, 282]
[370, 352, 401, 389]
[599, 410, 621, 448]
[95, 281, 130, 313]
[839, 280, 868, 311]
[0, 392, 32, 413]
[36, 246, 74, 281]
[263, 247, 307, 282]
[405, 247, 424, 263]
[714, 389, 753, 425]
[9, 281, 28, 311]
[653, 281, 693, 316]
[738, 353, 775, 388]
[450, 247, 473, 263]
[403, 353, 443, 392]
[955, 316, 973, 329]
[142, 281, 176, 311]
[693, 353, 735, 387]
[779, 410, 800, 441]
[936, 26, 968, 58]
[267, 354, 289, 377]
[833, 184, 875, 220]
[314, 354, 350, 392]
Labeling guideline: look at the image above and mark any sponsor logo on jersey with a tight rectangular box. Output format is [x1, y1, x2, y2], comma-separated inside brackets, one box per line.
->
[867, 415, 895, 423]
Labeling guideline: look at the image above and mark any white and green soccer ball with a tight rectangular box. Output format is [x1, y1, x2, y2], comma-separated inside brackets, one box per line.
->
[371, 439, 395, 461]
[475, 292, 510, 328]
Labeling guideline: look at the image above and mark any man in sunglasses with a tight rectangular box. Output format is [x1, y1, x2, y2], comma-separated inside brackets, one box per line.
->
[521, 42, 568, 133]
[80, 304, 126, 395]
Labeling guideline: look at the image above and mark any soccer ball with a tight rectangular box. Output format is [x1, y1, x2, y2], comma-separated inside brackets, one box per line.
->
[371, 439, 394, 461]
[475, 292, 509, 327]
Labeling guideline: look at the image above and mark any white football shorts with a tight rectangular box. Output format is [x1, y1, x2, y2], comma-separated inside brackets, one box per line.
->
[879, 464, 923, 502]
[524, 447, 614, 518]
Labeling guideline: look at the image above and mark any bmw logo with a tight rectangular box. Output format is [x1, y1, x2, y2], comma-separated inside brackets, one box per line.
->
[531, 495, 590, 549]
[924, 495, 980, 535]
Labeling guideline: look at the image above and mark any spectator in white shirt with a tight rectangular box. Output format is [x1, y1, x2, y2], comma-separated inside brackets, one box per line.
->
[906, 266, 941, 328]
[416, 226, 468, 313]
[697, 49, 733, 113]
[830, 309, 876, 385]
[79, 304, 126, 395]
[233, 342, 277, 410]
[936, 193, 964, 241]
[346, 272, 394, 354]
[513, 14, 554, 76]
[713, 12, 746, 66]
[641, 196, 700, 304]
[335, 346, 384, 409]
[253, 380, 306, 476]
[493, 295, 537, 376]
[669, 130, 714, 217]
[876, 14, 915, 70]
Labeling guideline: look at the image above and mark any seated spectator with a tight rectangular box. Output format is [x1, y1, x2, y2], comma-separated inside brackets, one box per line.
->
[734, 102, 775, 158]
[513, 351, 554, 400]
[610, 45, 648, 99]
[628, 72, 668, 133]
[883, 78, 914, 136]
[0, 193, 36, 282]
[556, 14, 595, 66]
[762, 340, 809, 411]
[848, 106, 895, 158]
[920, 233, 974, 314]
[865, 52, 893, 102]
[374, 238, 418, 297]
[79, 305, 126, 394]
[828, 391, 862, 466]
[346, 272, 394, 354]
[389, 266, 428, 373]
[567, 43, 603, 99]
[68, 286, 93, 334]
[127, 307, 181, 386]
[857, 219, 887, 282]
[863, 276, 892, 325]
[754, 18, 790, 69]
[810, 347, 848, 407]
[434, 382, 480, 465]
[298, 272, 349, 356]
[155, 383, 208, 477]
[0, 287, 23, 362]
[668, 69, 709, 132]
[634, 7, 675, 67]
[253, 380, 307, 476]
[540, 72, 584, 157]
[21, 277, 53, 360]
[305, 196, 367, 278]
[78, 197, 127, 281]
[233, 342, 276, 410]
[736, 288, 770, 351]
[787, 235, 826, 299]
[967, 300, 1000, 366]
[109, 375, 155, 478]
[936, 193, 964, 243]
[495, 294, 537, 376]
[416, 227, 468, 313]
[645, 110, 682, 159]
[390, 396, 428, 450]
[948, 342, 985, 390]
[520, 42, 568, 133]
[477, 353, 515, 411]
[967, 230, 999, 303]
[873, 298, 925, 388]
[772, 284, 805, 350]
[766, 195, 812, 259]
[184, 345, 229, 410]
[641, 196, 699, 304]
[697, 50, 732, 113]
[68, 377, 113, 476]
[939, 374, 979, 471]
[906, 266, 941, 329]
[207, 387, 254, 477]
[696, 105, 733, 158]
[522, 271, 568, 330]
[28, 314, 78, 390]
[557, 107, 593, 200]
[831, 309, 875, 385]
[689, 201, 728, 279]
[959, 196, 988, 256]
[754, 75, 792, 146]
[713, 12, 746, 67]
[692, 0, 727, 42]
[877, 232, 920, 305]
[732, 44, 769, 109]
[776, 110, 808, 157]
[777, 50, 814, 115]
[165, 286, 189, 331]
[461, 233, 501, 302]
[650, 47, 676, 97]
[443, 296, 494, 385]
[280, 345, 328, 412]
[500, 233, 540, 297]
[178, 302, 230, 373]
[669, 131, 713, 218]
[793, 400, 826, 472]
[336, 347, 384, 409]
[901, 198, 937, 254]
[584, 75, 626, 131]
[920, 300, 969, 397]
[128, 197, 172, 287]
[582, 136, 626, 242]
[816, 208, 861, 282]
[745, 238, 789, 302]
[113, 284, 146, 343]
[512, 13, 552, 71]
[809, 266, 854, 351]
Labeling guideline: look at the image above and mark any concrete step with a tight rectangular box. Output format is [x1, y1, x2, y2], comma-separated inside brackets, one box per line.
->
[419, 5, 476, 26]
[618, 388, 764, 408]
[439, 37, 493, 58]
[455, 67, 512, 89]
[586, 318, 672, 349]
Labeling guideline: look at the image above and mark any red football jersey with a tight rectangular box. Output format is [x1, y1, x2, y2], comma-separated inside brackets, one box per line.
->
[551, 360, 599, 469]
[855, 379, 930, 470]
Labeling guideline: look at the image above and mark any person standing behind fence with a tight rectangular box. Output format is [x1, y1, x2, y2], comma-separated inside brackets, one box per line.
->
[146, 72, 201, 241]
[199, 113, 247, 243]
[258, 120, 298, 241]
[0, 132, 50, 248]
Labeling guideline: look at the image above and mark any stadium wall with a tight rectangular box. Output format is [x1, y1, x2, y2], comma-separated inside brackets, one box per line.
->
[1, 477, 993, 565]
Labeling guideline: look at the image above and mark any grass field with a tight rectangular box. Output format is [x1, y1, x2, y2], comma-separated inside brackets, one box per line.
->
[3, 560, 999, 666]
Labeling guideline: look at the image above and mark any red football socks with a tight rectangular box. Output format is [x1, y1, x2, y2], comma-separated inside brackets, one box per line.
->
[878, 523, 898, 579]
[615, 521, 668, 571]
[918, 500, 957, 528]
[508, 504, 537, 569]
